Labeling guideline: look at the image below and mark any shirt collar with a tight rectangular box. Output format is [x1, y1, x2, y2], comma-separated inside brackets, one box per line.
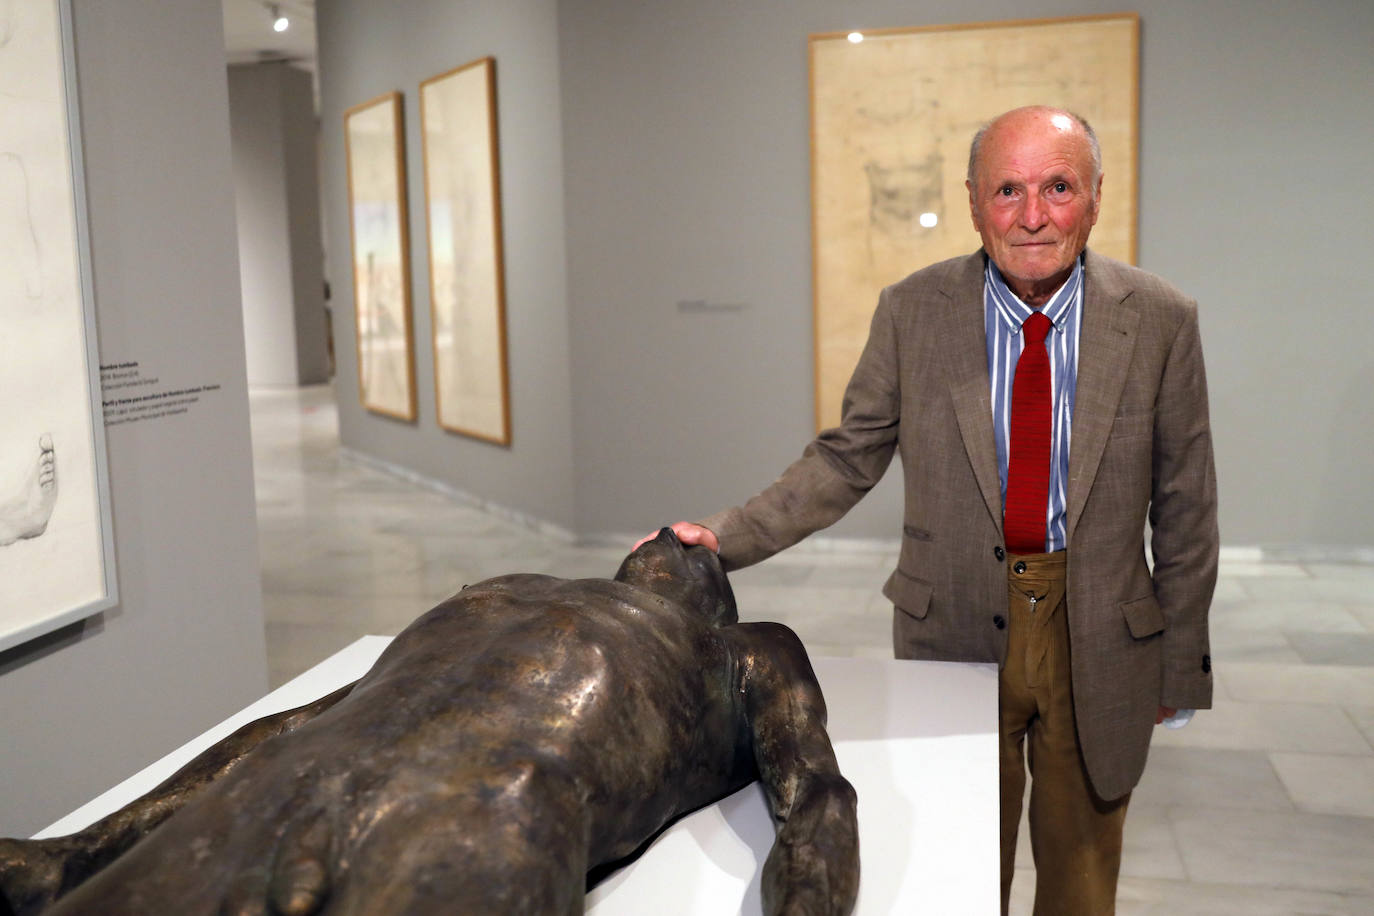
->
[984, 254, 1084, 334]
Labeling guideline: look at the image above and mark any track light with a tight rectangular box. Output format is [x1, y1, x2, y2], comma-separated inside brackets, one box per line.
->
[269, 3, 289, 32]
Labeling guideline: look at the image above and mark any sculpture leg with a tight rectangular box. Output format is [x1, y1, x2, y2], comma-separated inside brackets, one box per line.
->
[0, 683, 354, 916]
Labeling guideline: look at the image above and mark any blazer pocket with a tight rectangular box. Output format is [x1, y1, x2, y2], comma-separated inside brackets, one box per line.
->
[1120, 593, 1167, 639]
[883, 567, 933, 620]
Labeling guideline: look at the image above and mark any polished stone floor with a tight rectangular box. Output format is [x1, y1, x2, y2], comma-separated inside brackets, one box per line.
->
[250, 385, 1374, 915]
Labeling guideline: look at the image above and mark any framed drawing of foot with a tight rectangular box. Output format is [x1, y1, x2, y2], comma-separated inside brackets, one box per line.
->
[0, 0, 119, 652]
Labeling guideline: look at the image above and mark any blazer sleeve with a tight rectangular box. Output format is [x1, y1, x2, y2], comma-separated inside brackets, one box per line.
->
[700, 286, 903, 570]
[1148, 298, 1219, 710]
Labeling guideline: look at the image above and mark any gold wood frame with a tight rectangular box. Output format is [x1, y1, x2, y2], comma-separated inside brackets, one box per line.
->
[419, 57, 511, 446]
[344, 91, 418, 421]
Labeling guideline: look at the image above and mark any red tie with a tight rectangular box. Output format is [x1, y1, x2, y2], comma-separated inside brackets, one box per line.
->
[1004, 311, 1052, 554]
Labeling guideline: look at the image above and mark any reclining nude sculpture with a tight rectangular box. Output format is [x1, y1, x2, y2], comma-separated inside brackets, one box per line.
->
[0, 529, 860, 915]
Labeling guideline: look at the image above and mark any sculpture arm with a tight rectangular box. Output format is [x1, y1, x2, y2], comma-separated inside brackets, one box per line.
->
[0, 683, 354, 914]
[736, 624, 859, 916]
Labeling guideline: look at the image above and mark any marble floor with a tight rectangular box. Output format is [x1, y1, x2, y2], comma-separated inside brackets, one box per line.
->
[250, 385, 1374, 915]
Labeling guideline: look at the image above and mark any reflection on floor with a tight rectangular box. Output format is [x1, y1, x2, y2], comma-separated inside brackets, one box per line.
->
[251, 385, 1374, 915]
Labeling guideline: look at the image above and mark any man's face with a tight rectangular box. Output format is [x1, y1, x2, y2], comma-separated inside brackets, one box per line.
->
[966, 110, 1102, 300]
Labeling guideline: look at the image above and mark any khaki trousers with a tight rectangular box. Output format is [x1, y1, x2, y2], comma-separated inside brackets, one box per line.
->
[999, 551, 1129, 915]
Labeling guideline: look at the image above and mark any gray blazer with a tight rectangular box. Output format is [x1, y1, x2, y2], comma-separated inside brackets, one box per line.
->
[701, 249, 1218, 800]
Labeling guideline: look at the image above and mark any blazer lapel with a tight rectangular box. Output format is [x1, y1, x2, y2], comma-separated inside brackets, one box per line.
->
[1066, 251, 1140, 540]
[937, 252, 1004, 532]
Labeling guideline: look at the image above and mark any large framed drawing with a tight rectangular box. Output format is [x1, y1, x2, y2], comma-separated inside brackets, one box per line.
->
[344, 91, 417, 421]
[1, 0, 118, 652]
[810, 14, 1139, 430]
[419, 57, 511, 445]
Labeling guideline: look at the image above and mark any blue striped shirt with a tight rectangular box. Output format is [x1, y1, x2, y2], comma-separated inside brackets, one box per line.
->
[984, 256, 1083, 553]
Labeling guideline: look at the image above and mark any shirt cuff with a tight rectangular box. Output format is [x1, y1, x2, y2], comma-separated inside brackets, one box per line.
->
[1162, 708, 1196, 729]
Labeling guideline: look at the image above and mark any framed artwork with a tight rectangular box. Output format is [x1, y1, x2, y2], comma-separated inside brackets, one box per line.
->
[344, 91, 417, 421]
[419, 57, 511, 445]
[809, 14, 1139, 430]
[0, 0, 118, 652]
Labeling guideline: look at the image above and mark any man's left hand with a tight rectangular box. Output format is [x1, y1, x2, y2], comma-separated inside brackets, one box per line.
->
[1155, 706, 1178, 725]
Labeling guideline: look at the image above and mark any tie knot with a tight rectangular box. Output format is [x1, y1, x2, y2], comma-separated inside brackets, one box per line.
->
[1022, 311, 1051, 345]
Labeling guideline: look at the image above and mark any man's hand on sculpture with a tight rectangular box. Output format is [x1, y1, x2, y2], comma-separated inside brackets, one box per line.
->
[633, 521, 719, 553]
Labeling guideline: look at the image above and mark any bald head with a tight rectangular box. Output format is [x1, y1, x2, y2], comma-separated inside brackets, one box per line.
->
[963, 105, 1104, 305]
[967, 106, 1101, 194]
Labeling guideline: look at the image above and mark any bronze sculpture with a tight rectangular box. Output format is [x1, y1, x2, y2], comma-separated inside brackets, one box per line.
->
[0, 529, 859, 915]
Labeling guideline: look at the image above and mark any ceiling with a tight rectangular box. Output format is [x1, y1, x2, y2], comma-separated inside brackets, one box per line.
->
[222, 0, 317, 70]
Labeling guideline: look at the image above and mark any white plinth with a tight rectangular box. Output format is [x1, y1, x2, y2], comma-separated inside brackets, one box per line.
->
[41, 638, 999, 914]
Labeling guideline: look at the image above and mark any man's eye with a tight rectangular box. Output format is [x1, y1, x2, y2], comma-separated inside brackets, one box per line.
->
[999, 186, 1015, 196]
[1053, 182, 1069, 193]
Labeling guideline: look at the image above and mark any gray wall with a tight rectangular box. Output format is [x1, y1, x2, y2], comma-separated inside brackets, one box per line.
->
[0, 0, 267, 836]
[321, 0, 1374, 548]
[560, 0, 1374, 548]
[229, 62, 330, 387]
[1134, 1, 1373, 547]
[318, 0, 576, 530]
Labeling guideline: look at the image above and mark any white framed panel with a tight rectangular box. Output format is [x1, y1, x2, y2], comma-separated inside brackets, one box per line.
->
[0, 0, 118, 652]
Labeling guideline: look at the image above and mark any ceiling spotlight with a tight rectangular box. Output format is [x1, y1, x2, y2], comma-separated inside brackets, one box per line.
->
[847, 32, 864, 44]
[269, 3, 289, 32]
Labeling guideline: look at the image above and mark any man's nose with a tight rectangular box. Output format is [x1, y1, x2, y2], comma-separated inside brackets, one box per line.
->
[1019, 195, 1048, 232]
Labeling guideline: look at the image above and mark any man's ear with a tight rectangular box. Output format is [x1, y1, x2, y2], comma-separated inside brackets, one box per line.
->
[966, 179, 981, 232]
[1090, 172, 1104, 226]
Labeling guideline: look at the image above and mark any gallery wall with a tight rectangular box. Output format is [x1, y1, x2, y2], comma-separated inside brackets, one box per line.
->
[319, 0, 1373, 549]
[0, 0, 268, 836]
[317, 0, 577, 532]
[228, 62, 330, 387]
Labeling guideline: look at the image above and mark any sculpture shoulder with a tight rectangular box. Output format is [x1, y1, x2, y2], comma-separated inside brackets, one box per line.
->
[422, 574, 720, 642]
[440, 574, 643, 609]
[454, 573, 571, 596]
[724, 622, 822, 695]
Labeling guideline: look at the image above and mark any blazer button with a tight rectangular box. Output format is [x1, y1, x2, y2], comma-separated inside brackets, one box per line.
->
[993, 615, 1006, 630]
[1202, 654, 1212, 674]
[994, 546, 1006, 561]
[1013, 561, 1027, 574]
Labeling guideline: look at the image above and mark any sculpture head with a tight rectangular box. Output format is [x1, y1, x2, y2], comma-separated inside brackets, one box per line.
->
[614, 527, 738, 626]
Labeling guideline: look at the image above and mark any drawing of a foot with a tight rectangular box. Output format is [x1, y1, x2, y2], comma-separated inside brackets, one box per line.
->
[0, 435, 58, 546]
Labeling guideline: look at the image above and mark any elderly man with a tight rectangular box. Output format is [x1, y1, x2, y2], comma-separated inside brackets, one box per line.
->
[648, 106, 1217, 913]
[0, 529, 859, 915]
